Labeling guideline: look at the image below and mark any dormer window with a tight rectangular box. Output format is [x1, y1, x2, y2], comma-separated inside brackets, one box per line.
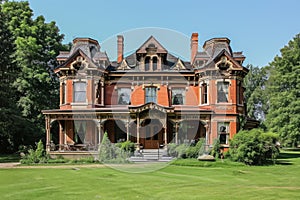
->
[153, 57, 158, 71]
[145, 57, 150, 71]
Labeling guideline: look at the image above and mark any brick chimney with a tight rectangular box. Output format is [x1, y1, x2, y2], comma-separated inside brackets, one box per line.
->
[117, 35, 124, 63]
[190, 33, 198, 63]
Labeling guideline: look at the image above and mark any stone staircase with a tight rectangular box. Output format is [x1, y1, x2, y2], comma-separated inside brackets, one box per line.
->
[129, 149, 173, 162]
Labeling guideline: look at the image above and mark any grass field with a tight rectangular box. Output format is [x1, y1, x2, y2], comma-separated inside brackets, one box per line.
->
[0, 150, 300, 200]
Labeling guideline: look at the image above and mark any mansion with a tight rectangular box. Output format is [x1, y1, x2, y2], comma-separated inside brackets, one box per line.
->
[42, 32, 258, 157]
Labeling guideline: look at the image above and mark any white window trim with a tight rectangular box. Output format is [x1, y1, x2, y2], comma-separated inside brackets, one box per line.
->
[72, 79, 87, 104]
[216, 80, 231, 104]
[199, 80, 209, 105]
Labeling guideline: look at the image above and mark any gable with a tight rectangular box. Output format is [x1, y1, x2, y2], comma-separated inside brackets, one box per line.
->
[136, 36, 168, 54]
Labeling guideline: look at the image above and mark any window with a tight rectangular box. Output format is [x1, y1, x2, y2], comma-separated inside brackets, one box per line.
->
[145, 87, 157, 103]
[218, 122, 230, 145]
[201, 83, 208, 104]
[153, 57, 157, 71]
[117, 88, 131, 105]
[61, 82, 66, 104]
[217, 82, 229, 103]
[74, 82, 86, 102]
[172, 88, 185, 105]
[145, 57, 150, 71]
[237, 82, 243, 104]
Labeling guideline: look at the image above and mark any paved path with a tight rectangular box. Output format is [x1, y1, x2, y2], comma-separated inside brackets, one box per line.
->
[0, 162, 105, 169]
[0, 162, 20, 168]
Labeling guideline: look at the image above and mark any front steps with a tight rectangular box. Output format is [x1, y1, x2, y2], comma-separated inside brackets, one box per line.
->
[129, 149, 173, 162]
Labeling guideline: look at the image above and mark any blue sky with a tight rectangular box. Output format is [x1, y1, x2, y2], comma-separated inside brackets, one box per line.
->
[26, 0, 299, 67]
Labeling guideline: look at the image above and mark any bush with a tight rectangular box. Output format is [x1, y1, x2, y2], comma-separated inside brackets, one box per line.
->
[167, 139, 206, 159]
[119, 140, 135, 154]
[210, 139, 221, 159]
[229, 129, 279, 165]
[20, 140, 49, 164]
[98, 132, 131, 163]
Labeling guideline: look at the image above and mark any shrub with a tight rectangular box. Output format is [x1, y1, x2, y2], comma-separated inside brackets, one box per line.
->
[210, 139, 221, 159]
[229, 129, 279, 165]
[168, 139, 206, 159]
[98, 132, 131, 163]
[20, 140, 49, 164]
[120, 140, 135, 154]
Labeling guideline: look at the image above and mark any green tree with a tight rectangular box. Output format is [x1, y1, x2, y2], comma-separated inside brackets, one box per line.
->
[0, 1, 65, 152]
[265, 34, 300, 146]
[243, 64, 268, 121]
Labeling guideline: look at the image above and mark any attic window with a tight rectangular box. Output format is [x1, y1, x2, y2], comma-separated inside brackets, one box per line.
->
[146, 43, 157, 54]
[216, 56, 232, 71]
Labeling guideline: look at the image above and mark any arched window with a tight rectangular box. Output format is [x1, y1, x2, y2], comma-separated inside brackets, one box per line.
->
[145, 57, 150, 71]
[153, 57, 157, 71]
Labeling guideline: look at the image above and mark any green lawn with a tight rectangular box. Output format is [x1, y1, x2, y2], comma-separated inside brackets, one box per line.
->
[0, 151, 300, 200]
[0, 154, 20, 163]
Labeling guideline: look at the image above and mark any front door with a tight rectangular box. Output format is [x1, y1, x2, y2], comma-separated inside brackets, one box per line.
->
[144, 125, 163, 149]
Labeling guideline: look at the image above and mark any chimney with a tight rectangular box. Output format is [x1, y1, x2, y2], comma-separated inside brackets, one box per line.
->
[117, 35, 124, 63]
[190, 33, 198, 63]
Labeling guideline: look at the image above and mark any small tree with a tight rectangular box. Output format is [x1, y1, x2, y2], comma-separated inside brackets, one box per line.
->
[98, 132, 115, 162]
[229, 129, 279, 165]
[20, 140, 48, 164]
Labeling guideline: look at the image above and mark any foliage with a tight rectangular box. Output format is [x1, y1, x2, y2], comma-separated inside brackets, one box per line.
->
[20, 140, 49, 164]
[115, 140, 135, 154]
[0, 1, 65, 153]
[210, 139, 221, 159]
[243, 64, 269, 121]
[264, 34, 300, 147]
[167, 139, 206, 159]
[98, 132, 130, 163]
[229, 129, 279, 165]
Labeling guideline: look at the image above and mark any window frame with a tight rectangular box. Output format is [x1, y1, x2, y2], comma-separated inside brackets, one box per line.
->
[61, 82, 66, 105]
[218, 122, 230, 145]
[145, 87, 157, 104]
[73, 81, 87, 103]
[217, 81, 230, 103]
[171, 87, 186, 105]
[117, 88, 131, 105]
[201, 83, 208, 104]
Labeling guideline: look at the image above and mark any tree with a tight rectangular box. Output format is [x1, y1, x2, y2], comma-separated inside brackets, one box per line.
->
[265, 34, 300, 146]
[243, 64, 268, 121]
[0, 1, 65, 152]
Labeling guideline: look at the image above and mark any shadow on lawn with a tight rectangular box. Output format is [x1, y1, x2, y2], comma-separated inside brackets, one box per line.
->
[0, 154, 20, 163]
[275, 150, 300, 165]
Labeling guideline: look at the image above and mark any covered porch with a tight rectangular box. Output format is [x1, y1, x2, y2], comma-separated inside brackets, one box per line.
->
[42, 104, 212, 158]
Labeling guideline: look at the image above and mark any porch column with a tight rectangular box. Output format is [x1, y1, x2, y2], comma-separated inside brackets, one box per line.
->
[45, 115, 51, 152]
[97, 119, 103, 145]
[100, 80, 104, 106]
[175, 122, 179, 145]
[137, 116, 140, 148]
[164, 125, 167, 147]
[205, 120, 210, 152]
[126, 120, 130, 141]
[58, 120, 64, 151]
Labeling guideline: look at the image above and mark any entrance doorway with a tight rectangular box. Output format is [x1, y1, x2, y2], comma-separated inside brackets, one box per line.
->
[140, 119, 163, 149]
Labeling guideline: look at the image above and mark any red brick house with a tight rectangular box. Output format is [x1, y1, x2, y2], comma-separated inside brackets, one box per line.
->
[42, 33, 257, 157]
